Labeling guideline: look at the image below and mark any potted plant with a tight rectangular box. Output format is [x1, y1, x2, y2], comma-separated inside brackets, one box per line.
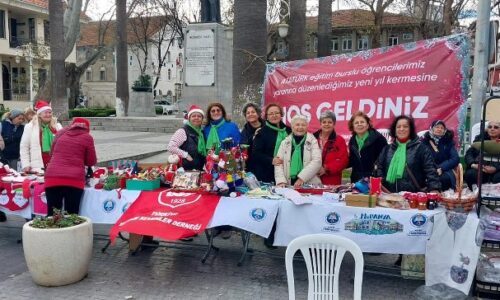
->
[131, 74, 152, 92]
[22, 209, 93, 286]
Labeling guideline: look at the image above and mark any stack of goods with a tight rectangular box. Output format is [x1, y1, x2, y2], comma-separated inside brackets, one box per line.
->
[344, 177, 382, 208]
[401, 192, 440, 210]
[125, 167, 162, 191]
[481, 183, 500, 198]
[377, 193, 410, 209]
[481, 206, 500, 242]
[477, 252, 500, 284]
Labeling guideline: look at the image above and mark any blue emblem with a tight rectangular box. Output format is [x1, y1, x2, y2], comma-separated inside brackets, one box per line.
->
[250, 208, 266, 222]
[411, 214, 427, 227]
[325, 212, 340, 225]
[122, 202, 130, 213]
[103, 199, 116, 213]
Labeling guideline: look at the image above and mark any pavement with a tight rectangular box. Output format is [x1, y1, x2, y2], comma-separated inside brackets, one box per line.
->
[0, 130, 453, 300]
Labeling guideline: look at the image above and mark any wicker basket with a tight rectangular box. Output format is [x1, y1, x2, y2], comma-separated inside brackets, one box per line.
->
[439, 164, 477, 212]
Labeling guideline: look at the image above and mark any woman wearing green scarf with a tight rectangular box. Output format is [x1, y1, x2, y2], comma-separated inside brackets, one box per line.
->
[20, 100, 62, 173]
[203, 103, 241, 153]
[275, 115, 322, 188]
[374, 115, 440, 193]
[167, 105, 207, 170]
[252, 103, 291, 183]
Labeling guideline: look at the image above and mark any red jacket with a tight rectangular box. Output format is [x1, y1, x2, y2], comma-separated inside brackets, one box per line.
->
[314, 130, 349, 185]
[44, 125, 97, 189]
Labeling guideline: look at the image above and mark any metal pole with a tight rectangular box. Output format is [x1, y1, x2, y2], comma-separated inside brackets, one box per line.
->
[28, 45, 33, 108]
[470, 0, 491, 127]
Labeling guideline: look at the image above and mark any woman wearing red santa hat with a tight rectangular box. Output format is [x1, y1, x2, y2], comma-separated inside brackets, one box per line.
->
[20, 100, 63, 173]
[167, 105, 206, 170]
[44, 117, 97, 215]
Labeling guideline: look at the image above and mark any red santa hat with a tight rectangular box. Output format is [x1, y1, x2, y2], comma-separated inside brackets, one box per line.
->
[35, 100, 52, 114]
[72, 117, 91, 132]
[187, 105, 204, 119]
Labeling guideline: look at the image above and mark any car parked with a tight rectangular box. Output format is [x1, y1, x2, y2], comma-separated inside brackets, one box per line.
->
[154, 98, 179, 115]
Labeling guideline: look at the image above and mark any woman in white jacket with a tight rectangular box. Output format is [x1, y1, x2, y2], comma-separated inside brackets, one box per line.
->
[275, 115, 322, 188]
[20, 101, 62, 173]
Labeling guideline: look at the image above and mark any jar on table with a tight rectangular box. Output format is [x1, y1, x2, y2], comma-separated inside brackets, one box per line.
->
[417, 193, 428, 210]
[408, 193, 418, 209]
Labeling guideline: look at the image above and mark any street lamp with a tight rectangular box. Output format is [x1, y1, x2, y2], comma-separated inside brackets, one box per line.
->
[278, 0, 291, 38]
[15, 43, 34, 107]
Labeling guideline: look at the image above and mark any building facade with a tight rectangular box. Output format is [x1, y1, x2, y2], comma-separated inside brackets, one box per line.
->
[77, 16, 184, 108]
[0, 0, 76, 109]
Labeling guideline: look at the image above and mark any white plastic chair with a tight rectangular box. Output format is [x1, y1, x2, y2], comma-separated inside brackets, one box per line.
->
[285, 234, 364, 300]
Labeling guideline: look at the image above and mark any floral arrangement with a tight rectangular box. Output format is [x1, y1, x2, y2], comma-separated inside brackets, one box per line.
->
[30, 209, 86, 229]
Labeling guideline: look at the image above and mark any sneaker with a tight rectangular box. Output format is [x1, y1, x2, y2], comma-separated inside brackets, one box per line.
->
[220, 230, 232, 239]
[0, 211, 6, 222]
[180, 237, 194, 242]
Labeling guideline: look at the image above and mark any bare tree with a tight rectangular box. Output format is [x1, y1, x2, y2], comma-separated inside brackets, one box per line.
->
[49, 0, 72, 120]
[358, 0, 396, 48]
[317, 0, 333, 57]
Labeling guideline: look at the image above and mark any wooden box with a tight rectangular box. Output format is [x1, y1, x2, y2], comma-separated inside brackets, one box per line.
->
[345, 193, 376, 208]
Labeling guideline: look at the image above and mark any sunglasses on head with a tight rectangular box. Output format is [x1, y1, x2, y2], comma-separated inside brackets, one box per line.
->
[488, 125, 500, 129]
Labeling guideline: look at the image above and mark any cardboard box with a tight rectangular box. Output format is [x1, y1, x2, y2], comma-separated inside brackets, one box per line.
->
[345, 193, 376, 208]
[126, 178, 161, 191]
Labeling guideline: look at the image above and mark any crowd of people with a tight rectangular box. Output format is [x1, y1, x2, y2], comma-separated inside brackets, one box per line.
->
[0, 100, 96, 222]
[1, 100, 499, 225]
[172, 102, 497, 195]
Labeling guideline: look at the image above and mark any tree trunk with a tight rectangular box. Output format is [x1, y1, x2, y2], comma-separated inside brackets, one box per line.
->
[232, 0, 267, 124]
[49, 0, 68, 120]
[288, 0, 306, 60]
[317, 0, 332, 57]
[443, 0, 454, 35]
[116, 0, 129, 116]
[372, 13, 383, 48]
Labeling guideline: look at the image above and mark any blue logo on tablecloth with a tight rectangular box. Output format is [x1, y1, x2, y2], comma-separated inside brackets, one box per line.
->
[411, 214, 427, 227]
[103, 199, 116, 213]
[250, 208, 266, 222]
[122, 202, 131, 213]
[325, 212, 340, 225]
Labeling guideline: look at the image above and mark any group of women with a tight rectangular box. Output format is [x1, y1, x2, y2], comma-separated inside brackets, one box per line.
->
[0, 100, 96, 223]
[168, 101, 497, 194]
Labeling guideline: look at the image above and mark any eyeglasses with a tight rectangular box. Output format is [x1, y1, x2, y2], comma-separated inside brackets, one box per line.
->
[488, 125, 500, 129]
[210, 108, 221, 113]
[267, 112, 281, 116]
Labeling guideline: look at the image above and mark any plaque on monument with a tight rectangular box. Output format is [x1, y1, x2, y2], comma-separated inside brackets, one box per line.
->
[185, 29, 215, 86]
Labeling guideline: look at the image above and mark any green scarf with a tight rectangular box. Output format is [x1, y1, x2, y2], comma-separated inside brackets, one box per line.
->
[290, 135, 306, 179]
[355, 131, 369, 151]
[386, 141, 407, 184]
[41, 123, 54, 152]
[266, 121, 288, 156]
[187, 122, 206, 156]
[206, 119, 225, 153]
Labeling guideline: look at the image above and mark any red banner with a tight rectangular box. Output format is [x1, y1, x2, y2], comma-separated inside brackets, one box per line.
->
[110, 190, 220, 242]
[263, 35, 469, 139]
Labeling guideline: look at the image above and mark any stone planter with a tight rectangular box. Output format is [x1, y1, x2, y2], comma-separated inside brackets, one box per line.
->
[22, 217, 93, 286]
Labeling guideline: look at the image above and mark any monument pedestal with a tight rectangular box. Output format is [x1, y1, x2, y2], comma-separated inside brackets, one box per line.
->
[182, 23, 233, 114]
[128, 91, 156, 117]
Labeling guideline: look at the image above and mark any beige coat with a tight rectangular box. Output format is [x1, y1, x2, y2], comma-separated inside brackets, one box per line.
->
[20, 116, 62, 172]
[274, 133, 322, 185]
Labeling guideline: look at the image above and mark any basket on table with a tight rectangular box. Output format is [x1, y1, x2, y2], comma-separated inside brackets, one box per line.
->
[440, 164, 477, 212]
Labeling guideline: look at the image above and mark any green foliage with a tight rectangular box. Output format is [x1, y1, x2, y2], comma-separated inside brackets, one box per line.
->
[30, 209, 85, 229]
[132, 74, 152, 91]
[155, 107, 163, 114]
[69, 108, 116, 118]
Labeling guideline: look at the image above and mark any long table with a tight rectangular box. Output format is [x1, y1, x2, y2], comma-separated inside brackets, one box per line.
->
[1, 188, 444, 254]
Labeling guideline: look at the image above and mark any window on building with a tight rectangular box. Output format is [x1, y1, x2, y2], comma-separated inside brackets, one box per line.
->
[342, 37, 352, 51]
[331, 38, 339, 52]
[0, 10, 5, 39]
[29, 18, 35, 42]
[305, 37, 311, 52]
[12, 67, 27, 94]
[99, 67, 106, 81]
[313, 37, 318, 52]
[389, 35, 399, 46]
[129, 55, 133, 66]
[277, 40, 287, 54]
[86, 68, 92, 81]
[38, 68, 47, 87]
[358, 36, 369, 50]
[403, 33, 413, 40]
[167, 51, 171, 62]
[43, 20, 49, 44]
[168, 68, 171, 80]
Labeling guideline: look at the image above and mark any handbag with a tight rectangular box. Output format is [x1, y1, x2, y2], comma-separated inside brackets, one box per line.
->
[405, 164, 427, 192]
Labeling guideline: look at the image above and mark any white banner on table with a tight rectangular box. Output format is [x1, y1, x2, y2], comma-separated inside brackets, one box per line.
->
[0, 205, 31, 219]
[79, 189, 141, 224]
[274, 200, 443, 254]
[208, 197, 280, 238]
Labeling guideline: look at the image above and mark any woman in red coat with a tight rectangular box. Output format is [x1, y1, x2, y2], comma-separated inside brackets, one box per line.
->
[44, 117, 97, 215]
[313, 110, 349, 185]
